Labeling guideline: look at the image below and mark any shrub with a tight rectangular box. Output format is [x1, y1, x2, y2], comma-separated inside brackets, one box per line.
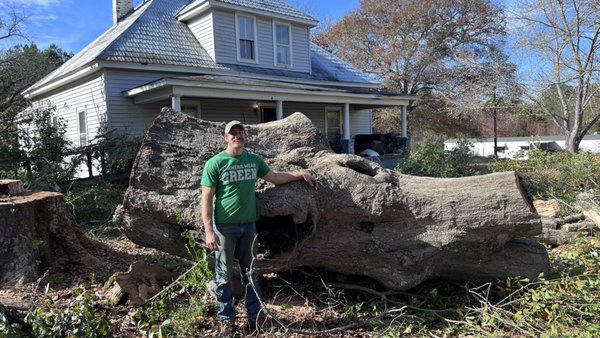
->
[16, 106, 82, 190]
[15, 289, 111, 338]
[397, 138, 477, 177]
[489, 150, 600, 202]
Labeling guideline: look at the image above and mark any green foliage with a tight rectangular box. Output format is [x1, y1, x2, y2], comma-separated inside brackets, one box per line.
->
[397, 138, 478, 177]
[0, 314, 29, 338]
[21, 288, 110, 338]
[489, 150, 600, 202]
[16, 106, 82, 190]
[65, 183, 125, 226]
[1, 43, 72, 176]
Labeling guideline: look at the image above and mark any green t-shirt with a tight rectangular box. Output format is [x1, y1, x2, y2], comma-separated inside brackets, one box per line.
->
[201, 150, 270, 224]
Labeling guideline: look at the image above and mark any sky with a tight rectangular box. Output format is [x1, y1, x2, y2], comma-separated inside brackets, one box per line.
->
[2, 0, 360, 54]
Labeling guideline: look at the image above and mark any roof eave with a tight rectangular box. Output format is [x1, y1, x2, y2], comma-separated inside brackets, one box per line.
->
[96, 60, 383, 89]
[124, 77, 416, 107]
[22, 62, 102, 99]
[177, 0, 318, 27]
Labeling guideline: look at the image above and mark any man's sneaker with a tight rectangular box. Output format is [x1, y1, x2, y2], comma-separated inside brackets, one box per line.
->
[219, 321, 236, 338]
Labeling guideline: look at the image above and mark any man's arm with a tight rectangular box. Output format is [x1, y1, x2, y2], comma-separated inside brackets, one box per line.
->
[262, 170, 319, 188]
[201, 185, 219, 251]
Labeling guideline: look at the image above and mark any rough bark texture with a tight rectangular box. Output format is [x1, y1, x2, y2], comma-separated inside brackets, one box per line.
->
[0, 182, 102, 287]
[114, 110, 549, 290]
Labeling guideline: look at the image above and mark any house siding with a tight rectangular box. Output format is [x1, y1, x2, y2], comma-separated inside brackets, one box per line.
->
[257, 17, 274, 66]
[290, 24, 310, 72]
[350, 109, 372, 137]
[213, 10, 237, 63]
[283, 102, 326, 131]
[188, 12, 215, 61]
[30, 73, 107, 146]
[104, 70, 175, 135]
[199, 99, 260, 124]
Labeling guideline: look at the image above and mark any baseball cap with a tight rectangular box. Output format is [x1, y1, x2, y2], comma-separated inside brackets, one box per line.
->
[224, 120, 246, 135]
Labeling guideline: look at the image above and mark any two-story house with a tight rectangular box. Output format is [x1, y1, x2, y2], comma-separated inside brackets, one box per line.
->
[23, 0, 415, 154]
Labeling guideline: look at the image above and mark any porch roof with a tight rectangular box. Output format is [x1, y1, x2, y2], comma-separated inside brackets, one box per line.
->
[123, 75, 416, 107]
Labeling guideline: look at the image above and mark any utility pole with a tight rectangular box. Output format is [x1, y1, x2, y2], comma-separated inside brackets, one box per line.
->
[493, 88, 498, 158]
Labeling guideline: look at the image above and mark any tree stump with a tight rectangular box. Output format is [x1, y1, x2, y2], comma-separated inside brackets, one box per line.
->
[0, 181, 102, 287]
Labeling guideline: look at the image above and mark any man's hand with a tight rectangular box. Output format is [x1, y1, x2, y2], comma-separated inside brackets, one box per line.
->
[302, 172, 319, 189]
[205, 229, 220, 251]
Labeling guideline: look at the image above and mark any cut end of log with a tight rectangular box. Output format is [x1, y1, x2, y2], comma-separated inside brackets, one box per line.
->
[513, 172, 537, 214]
[0, 180, 26, 197]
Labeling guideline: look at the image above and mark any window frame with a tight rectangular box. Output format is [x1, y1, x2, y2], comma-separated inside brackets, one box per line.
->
[235, 13, 258, 63]
[273, 21, 292, 67]
[325, 106, 343, 146]
[77, 110, 88, 146]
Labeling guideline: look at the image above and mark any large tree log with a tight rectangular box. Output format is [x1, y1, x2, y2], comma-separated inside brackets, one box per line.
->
[113, 110, 548, 290]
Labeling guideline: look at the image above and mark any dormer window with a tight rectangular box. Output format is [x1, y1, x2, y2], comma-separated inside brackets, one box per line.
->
[236, 14, 257, 62]
[274, 22, 291, 67]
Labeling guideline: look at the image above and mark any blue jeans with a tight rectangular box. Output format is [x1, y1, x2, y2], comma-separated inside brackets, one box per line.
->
[213, 222, 262, 323]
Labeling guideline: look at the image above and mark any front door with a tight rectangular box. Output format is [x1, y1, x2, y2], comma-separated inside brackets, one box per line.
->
[261, 108, 276, 122]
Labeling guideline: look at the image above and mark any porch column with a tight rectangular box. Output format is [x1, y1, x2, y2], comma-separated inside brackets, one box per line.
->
[343, 103, 350, 140]
[171, 95, 181, 112]
[401, 105, 408, 137]
[276, 100, 283, 120]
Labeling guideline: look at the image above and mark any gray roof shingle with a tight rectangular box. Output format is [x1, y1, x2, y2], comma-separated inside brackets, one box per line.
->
[180, 0, 317, 22]
[26, 0, 375, 96]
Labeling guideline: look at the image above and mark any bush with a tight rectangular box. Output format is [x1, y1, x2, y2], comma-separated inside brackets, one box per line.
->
[0, 289, 111, 338]
[397, 138, 478, 177]
[489, 150, 600, 202]
[15, 106, 82, 190]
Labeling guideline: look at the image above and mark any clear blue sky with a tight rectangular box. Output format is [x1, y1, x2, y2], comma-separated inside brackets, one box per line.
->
[3, 0, 360, 54]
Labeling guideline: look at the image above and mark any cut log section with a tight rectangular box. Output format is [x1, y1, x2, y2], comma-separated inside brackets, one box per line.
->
[113, 110, 549, 290]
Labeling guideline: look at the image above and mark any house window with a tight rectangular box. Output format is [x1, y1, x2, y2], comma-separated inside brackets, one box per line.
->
[78, 110, 88, 146]
[326, 107, 342, 152]
[237, 14, 256, 61]
[274, 22, 291, 66]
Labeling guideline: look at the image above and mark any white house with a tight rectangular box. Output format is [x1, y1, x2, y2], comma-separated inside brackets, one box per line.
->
[22, 0, 415, 158]
[444, 135, 600, 159]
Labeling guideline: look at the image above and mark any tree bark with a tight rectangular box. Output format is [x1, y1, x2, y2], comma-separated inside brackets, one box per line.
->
[0, 182, 103, 287]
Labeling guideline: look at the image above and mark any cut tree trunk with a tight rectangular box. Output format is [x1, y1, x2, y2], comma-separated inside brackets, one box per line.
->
[113, 110, 549, 290]
[0, 181, 102, 287]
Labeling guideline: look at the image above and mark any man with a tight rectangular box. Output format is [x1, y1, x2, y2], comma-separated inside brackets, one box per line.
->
[201, 120, 318, 336]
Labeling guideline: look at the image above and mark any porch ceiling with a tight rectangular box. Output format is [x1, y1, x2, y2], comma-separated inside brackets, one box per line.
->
[123, 75, 416, 107]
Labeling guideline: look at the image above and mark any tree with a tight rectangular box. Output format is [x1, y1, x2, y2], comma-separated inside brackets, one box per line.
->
[513, 0, 600, 152]
[0, 43, 72, 176]
[0, 3, 26, 42]
[313, 0, 516, 137]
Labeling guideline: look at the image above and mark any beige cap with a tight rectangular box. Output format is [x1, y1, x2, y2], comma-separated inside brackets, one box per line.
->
[224, 120, 245, 135]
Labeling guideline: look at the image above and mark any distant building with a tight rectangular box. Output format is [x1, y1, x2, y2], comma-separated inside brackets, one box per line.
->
[444, 135, 600, 159]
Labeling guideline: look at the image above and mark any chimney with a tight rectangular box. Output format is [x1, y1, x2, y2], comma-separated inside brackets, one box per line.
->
[113, 0, 134, 25]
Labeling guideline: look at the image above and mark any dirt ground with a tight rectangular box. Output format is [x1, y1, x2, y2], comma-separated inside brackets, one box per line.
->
[0, 233, 386, 338]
